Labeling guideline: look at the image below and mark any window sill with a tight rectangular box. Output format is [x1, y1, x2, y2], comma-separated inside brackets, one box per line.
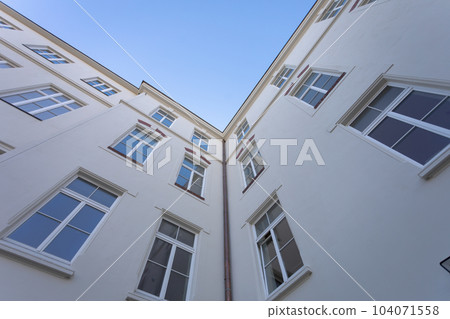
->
[266, 266, 312, 301]
[0, 241, 74, 278]
[174, 183, 205, 201]
[126, 291, 163, 301]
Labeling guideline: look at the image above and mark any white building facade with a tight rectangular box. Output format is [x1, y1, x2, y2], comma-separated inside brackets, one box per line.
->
[0, 0, 449, 301]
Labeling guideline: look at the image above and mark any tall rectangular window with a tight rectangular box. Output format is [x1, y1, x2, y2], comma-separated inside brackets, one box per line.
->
[27, 46, 70, 64]
[152, 109, 175, 127]
[175, 157, 206, 198]
[350, 85, 450, 165]
[0, 87, 83, 120]
[4, 177, 119, 262]
[255, 202, 304, 295]
[272, 66, 294, 88]
[320, 0, 347, 21]
[292, 71, 341, 108]
[191, 131, 209, 151]
[236, 119, 250, 143]
[138, 219, 195, 301]
[241, 145, 265, 188]
[111, 127, 160, 164]
[83, 78, 118, 96]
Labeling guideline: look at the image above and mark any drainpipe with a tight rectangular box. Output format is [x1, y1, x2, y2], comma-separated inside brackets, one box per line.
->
[222, 139, 232, 300]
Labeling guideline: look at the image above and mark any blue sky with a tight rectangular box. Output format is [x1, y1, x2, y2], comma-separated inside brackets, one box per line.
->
[4, 0, 316, 130]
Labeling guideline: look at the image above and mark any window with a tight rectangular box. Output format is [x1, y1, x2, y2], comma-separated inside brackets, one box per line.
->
[0, 87, 83, 120]
[27, 46, 70, 64]
[292, 71, 341, 108]
[0, 17, 17, 30]
[191, 131, 209, 151]
[320, 0, 347, 21]
[350, 85, 450, 166]
[236, 119, 250, 143]
[254, 201, 304, 295]
[272, 66, 294, 88]
[241, 144, 265, 188]
[175, 157, 206, 198]
[152, 109, 175, 127]
[4, 177, 118, 262]
[138, 219, 195, 300]
[0, 55, 16, 68]
[111, 127, 160, 164]
[83, 78, 118, 96]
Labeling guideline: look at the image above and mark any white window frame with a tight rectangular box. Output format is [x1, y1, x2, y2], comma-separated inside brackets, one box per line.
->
[0, 86, 84, 120]
[111, 125, 161, 165]
[253, 201, 305, 297]
[83, 77, 118, 96]
[348, 83, 450, 168]
[0, 54, 18, 68]
[152, 108, 176, 127]
[272, 66, 295, 88]
[291, 70, 342, 108]
[191, 130, 209, 151]
[175, 156, 207, 198]
[27, 45, 71, 64]
[319, 0, 348, 21]
[1, 174, 121, 266]
[240, 143, 265, 188]
[236, 119, 250, 143]
[136, 218, 197, 301]
[0, 17, 19, 30]
[0, 140, 13, 155]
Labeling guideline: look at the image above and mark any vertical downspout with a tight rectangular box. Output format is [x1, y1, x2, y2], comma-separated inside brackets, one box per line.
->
[222, 139, 232, 301]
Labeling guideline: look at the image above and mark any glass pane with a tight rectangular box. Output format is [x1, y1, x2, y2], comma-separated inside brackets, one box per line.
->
[261, 235, 277, 265]
[34, 111, 55, 120]
[177, 228, 195, 247]
[369, 86, 404, 111]
[189, 183, 202, 197]
[89, 188, 117, 207]
[294, 85, 308, 99]
[393, 127, 450, 165]
[152, 113, 163, 121]
[165, 271, 189, 301]
[162, 118, 173, 127]
[69, 205, 105, 233]
[149, 238, 172, 266]
[267, 203, 282, 223]
[255, 215, 269, 236]
[8, 213, 60, 248]
[200, 141, 208, 151]
[50, 106, 70, 116]
[159, 220, 178, 239]
[191, 135, 199, 144]
[18, 103, 40, 112]
[280, 240, 304, 277]
[273, 218, 294, 249]
[41, 88, 58, 95]
[113, 143, 128, 156]
[68, 102, 81, 109]
[369, 117, 413, 147]
[194, 164, 205, 175]
[393, 91, 444, 120]
[423, 97, 450, 130]
[351, 107, 381, 132]
[54, 95, 69, 102]
[43, 226, 89, 261]
[66, 178, 97, 198]
[302, 89, 318, 104]
[39, 193, 80, 221]
[2, 95, 25, 104]
[175, 175, 189, 188]
[192, 173, 203, 187]
[183, 158, 194, 169]
[310, 92, 325, 107]
[35, 99, 56, 107]
[138, 261, 166, 297]
[322, 75, 339, 91]
[22, 91, 43, 100]
[178, 166, 192, 181]
[171, 247, 192, 275]
[304, 73, 318, 86]
[265, 258, 283, 294]
[314, 74, 331, 89]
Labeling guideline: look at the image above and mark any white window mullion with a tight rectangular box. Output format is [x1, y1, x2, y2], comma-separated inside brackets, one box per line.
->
[159, 240, 176, 299]
[387, 112, 450, 138]
[270, 228, 289, 282]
